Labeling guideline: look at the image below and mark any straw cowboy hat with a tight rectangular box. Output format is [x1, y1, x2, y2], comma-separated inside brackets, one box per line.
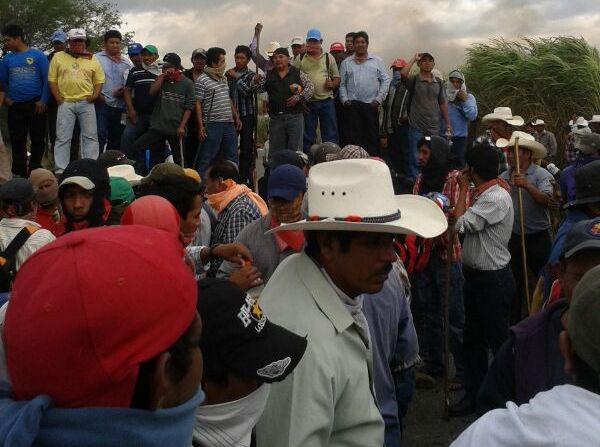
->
[263, 41, 281, 58]
[531, 119, 545, 126]
[589, 115, 600, 124]
[268, 159, 448, 238]
[482, 107, 525, 127]
[107, 164, 143, 186]
[496, 131, 547, 160]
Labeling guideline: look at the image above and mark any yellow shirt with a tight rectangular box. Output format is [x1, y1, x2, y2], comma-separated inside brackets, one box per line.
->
[293, 52, 339, 101]
[48, 52, 105, 101]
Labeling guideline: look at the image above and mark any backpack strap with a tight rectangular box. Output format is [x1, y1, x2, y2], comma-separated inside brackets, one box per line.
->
[405, 75, 418, 118]
[0, 226, 37, 268]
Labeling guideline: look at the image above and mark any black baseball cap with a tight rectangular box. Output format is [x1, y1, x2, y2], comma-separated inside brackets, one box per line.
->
[162, 52, 183, 69]
[98, 150, 135, 168]
[562, 217, 600, 259]
[272, 47, 290, 57]
[0, 178, 35, 202]
[566, 159, 600, 208]
[268, 149, 304, 170]
[197, 278, 307, 383]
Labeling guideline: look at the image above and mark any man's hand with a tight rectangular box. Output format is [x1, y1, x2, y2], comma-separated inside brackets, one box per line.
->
[511, 173, 529, 189]
[34, 101, 47, 114]
[255, 23, 263, 36]
[55, 94, 65, 106]
[229, 265, 263, 291]
[325, 79, 334, 90]
[370, 100, 380, 109]
[113, 87, 124, 98]
[253, 73, 264, 84]
[198, 126, 207, 141]
[548, 195, 562, 210]
[413, 52, 421, 63]
[213, 242, 254, 264]
[286, 95, 300, 107]
[127, 108, 137, 124]
[456, 90, 467, 101]
[86, 94, 99, 103]
[176, 125, 186, 139]
[225, 68, 237, 79]
[380, 136, 388, 149]
[457, 168, 470, 190]
[235, 117, 242, 131]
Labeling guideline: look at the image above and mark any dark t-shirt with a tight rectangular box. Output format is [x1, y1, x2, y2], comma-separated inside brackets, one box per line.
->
[150, 77, 195, 136]
[407, 74, 446, 135]
[126, 66, 157, 115]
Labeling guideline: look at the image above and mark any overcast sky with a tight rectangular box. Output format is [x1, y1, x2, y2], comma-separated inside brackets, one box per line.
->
[114, 0, 600, 72]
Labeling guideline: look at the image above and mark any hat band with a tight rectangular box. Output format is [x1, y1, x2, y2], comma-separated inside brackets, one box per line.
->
[308, 209, 401, 224]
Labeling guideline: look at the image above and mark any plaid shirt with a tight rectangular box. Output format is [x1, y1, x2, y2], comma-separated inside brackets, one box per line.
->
[229, 68, 256, 118]
[208, 193, 262, 276]
[564, 134, 577, 164]
[413, 170, 468, 262]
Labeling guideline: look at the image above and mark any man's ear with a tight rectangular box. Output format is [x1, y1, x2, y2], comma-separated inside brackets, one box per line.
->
[317, 232, 339, 263]
[559, 330, 575, 376]
[148, 351, 172, 410]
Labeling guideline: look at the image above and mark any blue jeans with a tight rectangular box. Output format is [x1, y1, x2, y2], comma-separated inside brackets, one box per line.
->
[120, 114, 151, 158]
[413, 250, 465, 379]
[303, 98, 338, 152]
[54, 100, 98, 173]
[463, 265, 515, 402]
[406, 126, 423, 180]
[95, 102, 125, 152]
[196, 121, 238, 175]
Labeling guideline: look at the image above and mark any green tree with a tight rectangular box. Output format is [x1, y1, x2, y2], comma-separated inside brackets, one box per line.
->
[463, 36, 600, 163]
[0, 0, 134, 52]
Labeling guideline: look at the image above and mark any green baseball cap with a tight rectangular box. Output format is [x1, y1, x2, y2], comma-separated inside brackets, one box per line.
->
[109, 177, 135, 206]
[142, 44, 158, 55]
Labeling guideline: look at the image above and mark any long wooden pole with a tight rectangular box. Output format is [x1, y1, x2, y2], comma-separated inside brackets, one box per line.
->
[442, 226, 453, 421]
[514, 137, 531, 315]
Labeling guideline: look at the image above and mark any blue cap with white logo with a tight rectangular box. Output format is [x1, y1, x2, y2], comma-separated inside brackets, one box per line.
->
[128, 43, 143, 55]
[50, 30, 68, 44]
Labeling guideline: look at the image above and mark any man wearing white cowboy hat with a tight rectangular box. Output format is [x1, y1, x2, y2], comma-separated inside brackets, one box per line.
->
[498, 131, 554, 322]
[481, 107, 524, 173]
[531, 119, 557, 163]
[255, 158, 447, 446]
[589, 114, 600, 134]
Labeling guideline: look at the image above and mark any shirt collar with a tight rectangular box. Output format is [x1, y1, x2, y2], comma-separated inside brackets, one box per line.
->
[0, 217, 40, 228]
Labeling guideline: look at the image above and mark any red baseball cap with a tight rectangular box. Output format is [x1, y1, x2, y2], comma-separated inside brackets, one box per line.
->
[5, 225, 197, 408]
[330, 42, 345, 52]
[121, 195, 181, 237]
[390, 58, 407, 69]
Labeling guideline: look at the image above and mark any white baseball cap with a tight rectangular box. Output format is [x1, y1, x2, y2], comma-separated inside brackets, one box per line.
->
[67, 29, 87, 40]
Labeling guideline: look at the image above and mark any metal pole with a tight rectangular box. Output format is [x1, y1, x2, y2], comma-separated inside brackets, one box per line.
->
[514, 137, 531, 315]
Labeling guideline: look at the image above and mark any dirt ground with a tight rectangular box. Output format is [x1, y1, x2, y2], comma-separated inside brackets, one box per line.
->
[403, 383, 475, 447]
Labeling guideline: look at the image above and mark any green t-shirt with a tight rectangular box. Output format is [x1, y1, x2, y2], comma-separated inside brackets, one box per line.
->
[293, 52, 339, 101]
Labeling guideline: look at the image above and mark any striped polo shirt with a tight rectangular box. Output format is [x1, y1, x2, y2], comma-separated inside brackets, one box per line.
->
[455, 184, 514, 271]
[194, 73, 233, 123]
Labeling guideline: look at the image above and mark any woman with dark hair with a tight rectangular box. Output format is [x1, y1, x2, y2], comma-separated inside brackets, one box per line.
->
[412, 135, 466, 388]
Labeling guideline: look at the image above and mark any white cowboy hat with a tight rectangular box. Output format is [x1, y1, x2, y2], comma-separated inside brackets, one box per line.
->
[575, 116, 589, 127]
[263, 41, 282, 58]
[482, 107, 525, 127]
[108, 164, 143, 186]
[589, 115, 600, 124]
[496, 131, 547, 160]
[531, 119, 545, 126]
[268, 159, 448, 238]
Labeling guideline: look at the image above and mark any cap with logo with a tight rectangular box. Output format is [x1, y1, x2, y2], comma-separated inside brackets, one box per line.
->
[162, 53, 182, 69]
[67, 28, 86, 40]
[51, 30, 68, 44]
[142, 44, 159, 55]
[306, 28, 322, 41]
[562, 217, 600, 259]
[268, 164, 307, 201]
[127, 43, 143, 55]
[4, 225, 197, 408]
[98, 149, 135, 168]
[0, 178, 35, 202]
[191, 48, 206, 59]
[198, 278, 307, 383]
[330, 42, 345, 52]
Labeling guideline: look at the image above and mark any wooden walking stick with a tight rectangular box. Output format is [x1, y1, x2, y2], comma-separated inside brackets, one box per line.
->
[177, 137, 184, 168]
[442, 225, 453, 421]
[514, 137, 531, 315]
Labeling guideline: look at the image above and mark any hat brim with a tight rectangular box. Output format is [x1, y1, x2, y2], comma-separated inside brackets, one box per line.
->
[267, 195, 448, 239]
[222, 320, 308, 383]
[564, 195, 600, 209]
[59, 176, 95, 190]
[268, 187, 304, 201]
[482, 113, 525, 127]
[565, 240, 600, 259]
[496, 138, 547, 160]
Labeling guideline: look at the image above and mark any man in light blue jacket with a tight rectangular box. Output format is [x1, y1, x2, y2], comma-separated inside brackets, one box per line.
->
[445, 70, 478, 169]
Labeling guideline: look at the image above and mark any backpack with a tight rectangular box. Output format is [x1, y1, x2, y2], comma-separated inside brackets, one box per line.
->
[0, 225, 37, 292]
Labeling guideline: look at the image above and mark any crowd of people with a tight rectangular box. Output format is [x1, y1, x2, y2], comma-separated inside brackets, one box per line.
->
[0, 20, 599, 447]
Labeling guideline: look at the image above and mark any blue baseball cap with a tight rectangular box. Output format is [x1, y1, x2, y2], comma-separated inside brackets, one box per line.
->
[268, 165, 307, 201]
[128, 43, 143, 55]
[51, 30, 68, 44]
[306, 28, 322, 41]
